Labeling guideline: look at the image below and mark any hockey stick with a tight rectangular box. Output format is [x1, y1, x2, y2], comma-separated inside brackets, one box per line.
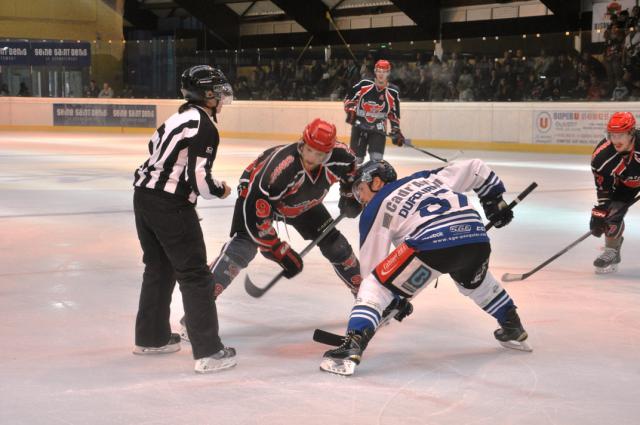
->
[314, 182, 539, 346]
[502, 194, 640, 282]
[244, 213, 347, 298]
[404, 138, 463, 163]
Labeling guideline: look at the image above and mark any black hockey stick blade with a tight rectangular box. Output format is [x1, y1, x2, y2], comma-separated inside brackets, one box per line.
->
[485, 182, 538, 231]
[244, 214, 347, 298]
[501, 194, 640, 283]
[313, 329, 345, 346]
[244, 271, 284, 298]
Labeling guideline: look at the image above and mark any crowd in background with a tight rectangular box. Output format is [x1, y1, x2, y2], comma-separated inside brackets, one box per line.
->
[3, 5, 640, 103]
[231, 5, 640, 102]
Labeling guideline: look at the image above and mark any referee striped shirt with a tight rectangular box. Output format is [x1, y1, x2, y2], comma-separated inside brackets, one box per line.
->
[133, 104, 226, 203]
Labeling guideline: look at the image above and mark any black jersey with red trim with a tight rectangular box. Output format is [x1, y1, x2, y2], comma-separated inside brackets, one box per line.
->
[238, 142, 357, 247]
[344, 79, 401, 134]
[591, 133, 640, 205]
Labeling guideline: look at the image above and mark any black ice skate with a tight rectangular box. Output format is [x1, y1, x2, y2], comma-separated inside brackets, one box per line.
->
[494, 307, 532, 352]
[594, 238, 623, 274]
[194, 347, 237, 373]
[319, 329, 374, 376]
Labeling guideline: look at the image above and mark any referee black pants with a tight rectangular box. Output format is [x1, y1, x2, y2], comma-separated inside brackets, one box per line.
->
[133, 188, 223, 359]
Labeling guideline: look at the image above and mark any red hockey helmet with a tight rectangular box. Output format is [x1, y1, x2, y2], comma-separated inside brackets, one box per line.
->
[302, 118, 337, 153]
[607, 112, 636, 133]
[374, 59, 391, 72]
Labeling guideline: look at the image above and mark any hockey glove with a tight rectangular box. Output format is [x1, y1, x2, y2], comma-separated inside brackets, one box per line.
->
[590, 205, 608, 237]
[260, 240, 303, 279]
[345, 109, 356, 125]
[481, 196, 513, 228]
[338, 194, 363, 218]
[390, 128, 405, 147]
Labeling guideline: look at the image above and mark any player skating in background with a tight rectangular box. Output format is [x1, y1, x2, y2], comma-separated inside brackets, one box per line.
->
[590, 112, 640, 273]
[319, 159, 531, 376]
[344, 59, 404, 165]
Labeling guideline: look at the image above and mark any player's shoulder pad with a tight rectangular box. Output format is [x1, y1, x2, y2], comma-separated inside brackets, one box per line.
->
[388, 83, 400, 92]
[262, 143, 301, 188]
[591, 137, 613, 165]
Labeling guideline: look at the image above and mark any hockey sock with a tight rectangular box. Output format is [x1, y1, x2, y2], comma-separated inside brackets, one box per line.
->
[346, 305, 380, 334]
[483, 290, 515, 325]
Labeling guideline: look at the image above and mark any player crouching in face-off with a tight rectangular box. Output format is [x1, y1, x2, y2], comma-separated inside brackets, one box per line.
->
[320, 158, 532, 376]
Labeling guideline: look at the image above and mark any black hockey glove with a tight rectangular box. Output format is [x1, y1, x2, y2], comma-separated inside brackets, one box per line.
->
[590, 205, 608, 237]
[338, 194, 363, 218]
[260, 240, 303, 279]
[345, 109, 356, 125]
[481, 196, 513, 228]
[390, 128, 405, 147]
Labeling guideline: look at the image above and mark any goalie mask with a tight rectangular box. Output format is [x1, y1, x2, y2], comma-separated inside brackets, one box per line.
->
[180, 65, 233, 104]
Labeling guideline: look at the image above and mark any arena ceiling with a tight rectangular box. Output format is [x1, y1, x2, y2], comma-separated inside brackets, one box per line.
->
[124, 0, 586, 48]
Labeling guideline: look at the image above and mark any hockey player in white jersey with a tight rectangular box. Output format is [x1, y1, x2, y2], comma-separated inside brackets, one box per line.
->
[320, 159, 531, 376]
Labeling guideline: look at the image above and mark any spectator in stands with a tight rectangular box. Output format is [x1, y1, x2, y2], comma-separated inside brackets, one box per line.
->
[611, 79, 629, 100]
[18, 82, 30, 97]
[571, 77, 589, 100]
[84, 80, 99, 97]
[587, 74, 605, 100]
[0, 83, 9, 96]
[99, 82, 114, 98]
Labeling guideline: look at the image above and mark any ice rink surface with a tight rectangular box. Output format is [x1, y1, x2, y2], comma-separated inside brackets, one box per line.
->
[0, 131, 638, 425]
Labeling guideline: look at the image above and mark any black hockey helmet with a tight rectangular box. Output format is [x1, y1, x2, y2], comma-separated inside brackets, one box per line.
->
[352, 159, 397, 203]
[180, 65, 233, 104]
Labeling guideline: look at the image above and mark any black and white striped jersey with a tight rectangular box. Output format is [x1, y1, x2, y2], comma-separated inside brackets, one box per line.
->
[133, 105, 226, 203]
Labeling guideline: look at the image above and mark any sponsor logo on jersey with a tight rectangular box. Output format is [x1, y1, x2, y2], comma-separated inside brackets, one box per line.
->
[375, 243, 414, 281]
[450, 224, 472, 233]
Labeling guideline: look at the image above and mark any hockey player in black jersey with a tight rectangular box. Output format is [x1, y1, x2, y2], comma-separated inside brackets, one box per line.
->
[132, 65, 236, 373]
[590, 111, 640, 273]
[183, 118, 362, 332]
[344, 59, 404, 165]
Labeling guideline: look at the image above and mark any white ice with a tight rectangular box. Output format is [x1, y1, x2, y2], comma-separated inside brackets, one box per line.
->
[0, 131, 638, 425]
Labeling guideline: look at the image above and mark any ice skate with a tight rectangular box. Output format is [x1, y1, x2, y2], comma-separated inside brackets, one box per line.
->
[133, 333, 181, 355]
[178, 315, 190, 342]
[194, 347, 237, 373]
[594, 238, 623, 274]
[320, 329, 373, 376]
[494, 307, 532, 352]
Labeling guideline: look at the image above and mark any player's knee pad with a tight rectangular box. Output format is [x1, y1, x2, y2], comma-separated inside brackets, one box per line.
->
[369, 151, 384, 161]
[355, 274, 396, 317]
[319, 231, 362, 294]
[209, 236, 257, 296]
[373, 242, 441, 298]
[454, 270, 506, 310]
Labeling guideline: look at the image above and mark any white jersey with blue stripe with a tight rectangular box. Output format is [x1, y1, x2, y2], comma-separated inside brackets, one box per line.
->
[358, 159, 506, 275]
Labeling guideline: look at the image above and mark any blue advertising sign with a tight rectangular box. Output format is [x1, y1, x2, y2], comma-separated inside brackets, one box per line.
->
[53, 104, 156, 128]
[30, 42, 91, 66]
[0, 41, 29, 65]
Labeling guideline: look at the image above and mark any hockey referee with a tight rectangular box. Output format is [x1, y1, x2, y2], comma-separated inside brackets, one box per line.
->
[132, 65, 236, 373]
